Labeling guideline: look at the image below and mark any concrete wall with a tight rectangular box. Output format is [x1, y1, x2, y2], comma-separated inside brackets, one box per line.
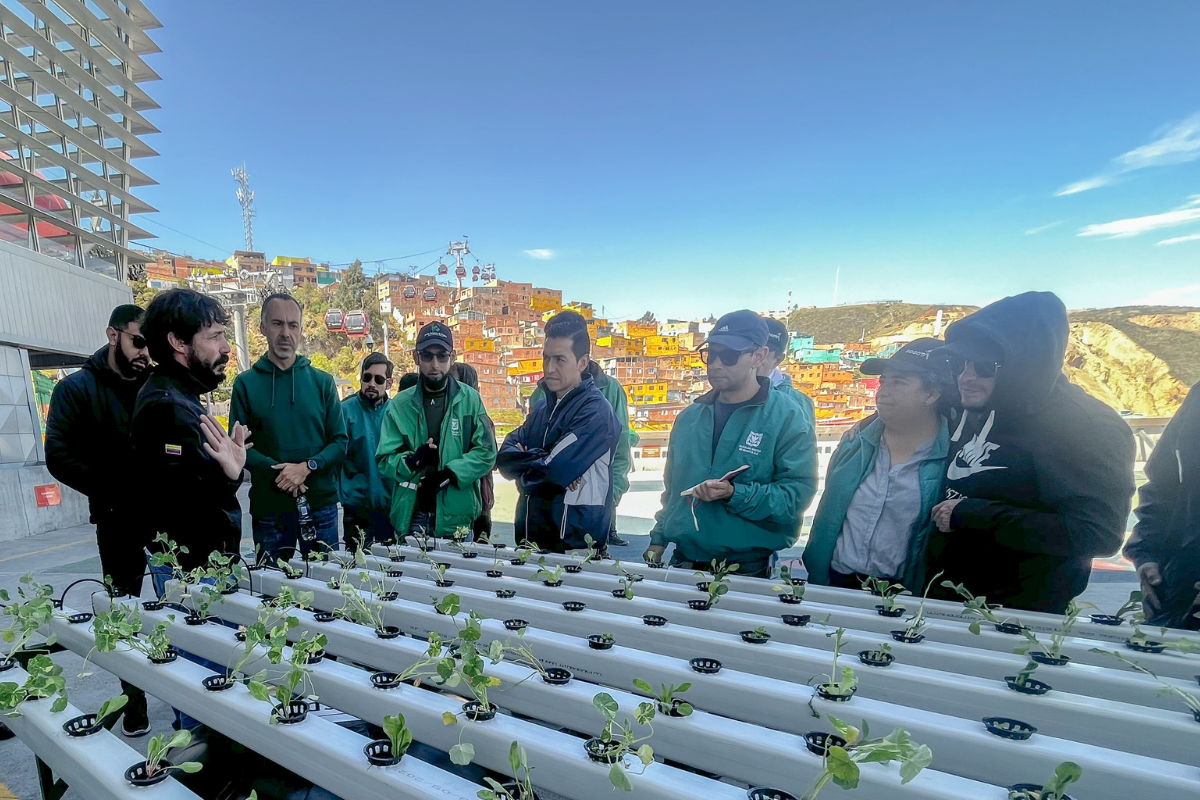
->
[0, 463, 89, 542]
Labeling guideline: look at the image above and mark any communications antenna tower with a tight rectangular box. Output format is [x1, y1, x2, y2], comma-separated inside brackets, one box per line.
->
[232, 164, 256, 250]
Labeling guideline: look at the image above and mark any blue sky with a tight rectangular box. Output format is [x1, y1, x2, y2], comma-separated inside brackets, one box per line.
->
[139, 1, 1200, 319]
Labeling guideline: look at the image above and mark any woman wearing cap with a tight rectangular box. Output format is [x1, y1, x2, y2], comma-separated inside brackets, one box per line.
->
[802, 338, 955, 591]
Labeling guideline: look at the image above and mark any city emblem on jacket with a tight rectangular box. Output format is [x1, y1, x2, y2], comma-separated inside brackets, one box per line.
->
[739, 431, 764, 456]
[451, 418, 460, 437]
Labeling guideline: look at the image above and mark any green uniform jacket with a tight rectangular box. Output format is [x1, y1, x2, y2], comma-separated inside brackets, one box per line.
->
[375, 376, 497, 538]
[649, 377, 818, 562]
[338, 392, 394, 511]
[230, 354, 347, 515]
[773, 373, 816, 427]
[530, 361, 633, 504]
[802, 416, 950, 590]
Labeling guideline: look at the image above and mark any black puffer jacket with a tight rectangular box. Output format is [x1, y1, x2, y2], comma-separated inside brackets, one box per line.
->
[1124, 382, 1200, 629]
[928, 292, 1136, 612]
[45, 347, 147, 521]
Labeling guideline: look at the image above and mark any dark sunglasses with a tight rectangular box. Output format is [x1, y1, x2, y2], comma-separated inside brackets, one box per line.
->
[699, 345, 754, 366]
[418, 350, 452, 363]
[362, 374, 387, 385]
[949, 355, 1001, 379]
[118, 329, 147, 349]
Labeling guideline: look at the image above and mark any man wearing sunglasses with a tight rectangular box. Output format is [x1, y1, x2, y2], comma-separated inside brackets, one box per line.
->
[644, 310, 818, 577]
[377, 322, 497, 541]
[928, 292, 1135, 613]
[339, 353, 396, 552]
[45, 303, 152, 736]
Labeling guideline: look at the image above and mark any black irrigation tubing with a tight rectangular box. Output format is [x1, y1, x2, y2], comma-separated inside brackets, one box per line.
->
[221, 552, 257, 597]
[55, 578, 114, 611]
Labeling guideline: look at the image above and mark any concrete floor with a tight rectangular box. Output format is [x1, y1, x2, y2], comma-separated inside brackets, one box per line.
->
[0, 478, 1138, 800]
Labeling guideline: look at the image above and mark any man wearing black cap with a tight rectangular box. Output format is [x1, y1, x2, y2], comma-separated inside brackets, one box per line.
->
[803, 339, 955, 590]
[644, 310, 818, 576]
[377, 322, 497, 540]
[927, 292, 1135, 613]
[759, 316, 815, 425]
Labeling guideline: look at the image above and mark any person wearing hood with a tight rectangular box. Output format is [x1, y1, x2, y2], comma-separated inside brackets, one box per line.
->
[230, 293, 347, 562]
[927, 291, 1135, 613]
[376, 323, 497, 540]
[760, 316, 816, 426]
[528, 355, 634, 547]
[1124, 381, 1200, 629]
[339, 352, 396, 552]
[497, 310, 621, 552]
[644, 310, 818, 577]
[803, 339, 955, 591]
[45, 303, 151, 737]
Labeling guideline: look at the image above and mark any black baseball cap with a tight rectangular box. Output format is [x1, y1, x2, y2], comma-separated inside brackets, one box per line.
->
[860, 338, 952, 377]
[707, 310, 769, 351]
[936, 330, 1005, 366]
[763, 317, 789, 356]
[415, 321, 454, 352]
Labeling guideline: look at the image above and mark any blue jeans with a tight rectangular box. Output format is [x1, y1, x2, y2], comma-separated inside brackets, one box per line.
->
[252, 503, 339, 564]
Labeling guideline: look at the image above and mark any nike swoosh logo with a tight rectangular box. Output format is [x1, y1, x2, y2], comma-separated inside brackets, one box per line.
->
[946, 461, 1006, 480]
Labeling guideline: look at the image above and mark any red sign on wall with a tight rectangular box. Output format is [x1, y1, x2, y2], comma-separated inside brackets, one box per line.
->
[34, 484, 61, 507]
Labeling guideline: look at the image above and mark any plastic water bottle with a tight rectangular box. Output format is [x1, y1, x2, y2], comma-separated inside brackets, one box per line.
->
[296, 493, 317, 544]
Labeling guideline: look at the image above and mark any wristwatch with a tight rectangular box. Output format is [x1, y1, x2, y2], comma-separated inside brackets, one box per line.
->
[307, 459, 319, 471]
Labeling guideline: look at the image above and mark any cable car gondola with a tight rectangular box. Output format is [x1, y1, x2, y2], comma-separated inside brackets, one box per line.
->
[437, 263, 449, 276]
[455, 265, 467, 279]
[324, 308, 344, 332]
[403, 285, 417, 299]
[471, 266, 481, 281]
[423, 287, 437, 302]
[344, 310, 367, 337]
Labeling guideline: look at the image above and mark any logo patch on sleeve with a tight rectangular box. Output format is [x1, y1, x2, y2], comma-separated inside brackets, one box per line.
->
[164, 444, 182, 456]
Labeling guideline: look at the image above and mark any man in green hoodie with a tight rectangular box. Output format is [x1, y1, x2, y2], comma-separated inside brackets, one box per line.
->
[339, 352, 396, 551]
[376, 322, 497, 540]
[230, 293, 347, 562]
[644, 310, 818, 577]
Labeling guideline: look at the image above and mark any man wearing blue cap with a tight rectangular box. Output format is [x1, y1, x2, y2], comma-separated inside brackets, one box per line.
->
[644, 310, 819, 576]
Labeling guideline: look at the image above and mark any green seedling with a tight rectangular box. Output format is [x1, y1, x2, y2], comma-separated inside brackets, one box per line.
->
[0, 573, 59, 663]
[477, 740, 537, 799]
[143, 729, 203, 778]
[941, 580, 1018, 634]
[382, 712, 414, 759]
[529, 557, 565, 585]
[862, 577, 910, 611]
[1007, 761, 1082, 800]
[0, 653, 68, 715]
[93, 693, 130, 725]
[1010, 659, 1040, 689]
[582, 534, 604, 564]
[801, 715, 933, 799]
[1090, 649, 1200, 716]
[592, 691, 656, 791]
[696, 559, 738, 607]
[334, 580, 389, 632]
[817, 628, 858, 698]
[1014, 598, 1093, 661]
[899, 571, 943, 640]
[863, 642, 892, 662]
[772, 565, 805, 603]
[633, 678, 693, 716]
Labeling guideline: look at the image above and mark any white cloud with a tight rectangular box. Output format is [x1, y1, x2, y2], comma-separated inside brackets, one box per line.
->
[1157, 232, 1200, 246]
[523, 249, 555, 260]
[1056, 113, 1200, 196]
[1024, 221, 1063, 235]
[1078, 195, 1200, 239]
[1133, 284, 1200, 306]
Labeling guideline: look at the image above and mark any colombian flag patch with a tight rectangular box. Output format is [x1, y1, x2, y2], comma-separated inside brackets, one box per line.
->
[164, 444, 182, 456]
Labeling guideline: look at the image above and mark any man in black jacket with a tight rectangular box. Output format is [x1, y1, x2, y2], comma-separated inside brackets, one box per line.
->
[1124, 382, 1200, 629]
[44, 304, 151, 737]
[45, 304, 150, 594]
[132, 289, 249, 574]
[928, 292, 1136, 613]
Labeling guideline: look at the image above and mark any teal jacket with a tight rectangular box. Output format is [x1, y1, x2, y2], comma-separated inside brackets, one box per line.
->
[230, 354, 347, 515]
[802, 416, 950, 590]
[338, 392, 393, 511]
[649, 377, 818, 562]
[530, 361, 633, 504]
[773, 373, 816, 427]
[376, 376, 497, 538]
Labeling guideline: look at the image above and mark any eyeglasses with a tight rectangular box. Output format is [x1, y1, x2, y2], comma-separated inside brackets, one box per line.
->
[418, 350, 452, 363]
[698, 345, 754, 366]
[361, 374, 387, 385]
[118, 329, 147, 349]
[948, 355, 1002, 379]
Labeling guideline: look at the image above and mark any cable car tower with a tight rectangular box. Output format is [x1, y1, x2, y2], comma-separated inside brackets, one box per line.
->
[447, 237, 470, 294]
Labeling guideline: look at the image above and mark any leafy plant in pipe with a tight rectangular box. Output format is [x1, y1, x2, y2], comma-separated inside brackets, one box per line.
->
[816, 628, 858, 699]
[633, 678, 693, 716]
[1090, 649, 1200, 719]
[1008, 761, 1082, 800]
[529, 557, 565, 586]
[591, 691, 656, 791]
[132, 729, 203, 782]
[801, 715, 932, 799]
[0, 653, 68, 714]
[942, 580, 1020, 634]
[863, 577, 910, 615]
[695, 559, 738, 607]
[477, 740, 538, 800]
[1013, 598, 1092, 663]
[1, 573, 61, 667]
[772, 565, 805, 604]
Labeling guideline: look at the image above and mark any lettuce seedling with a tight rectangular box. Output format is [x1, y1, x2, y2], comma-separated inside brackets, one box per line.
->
[142, 729, 203, 778]
[633, 678, 693, 716]
[1007, 761, 1082, 800]
[477, 740, 537, 800]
